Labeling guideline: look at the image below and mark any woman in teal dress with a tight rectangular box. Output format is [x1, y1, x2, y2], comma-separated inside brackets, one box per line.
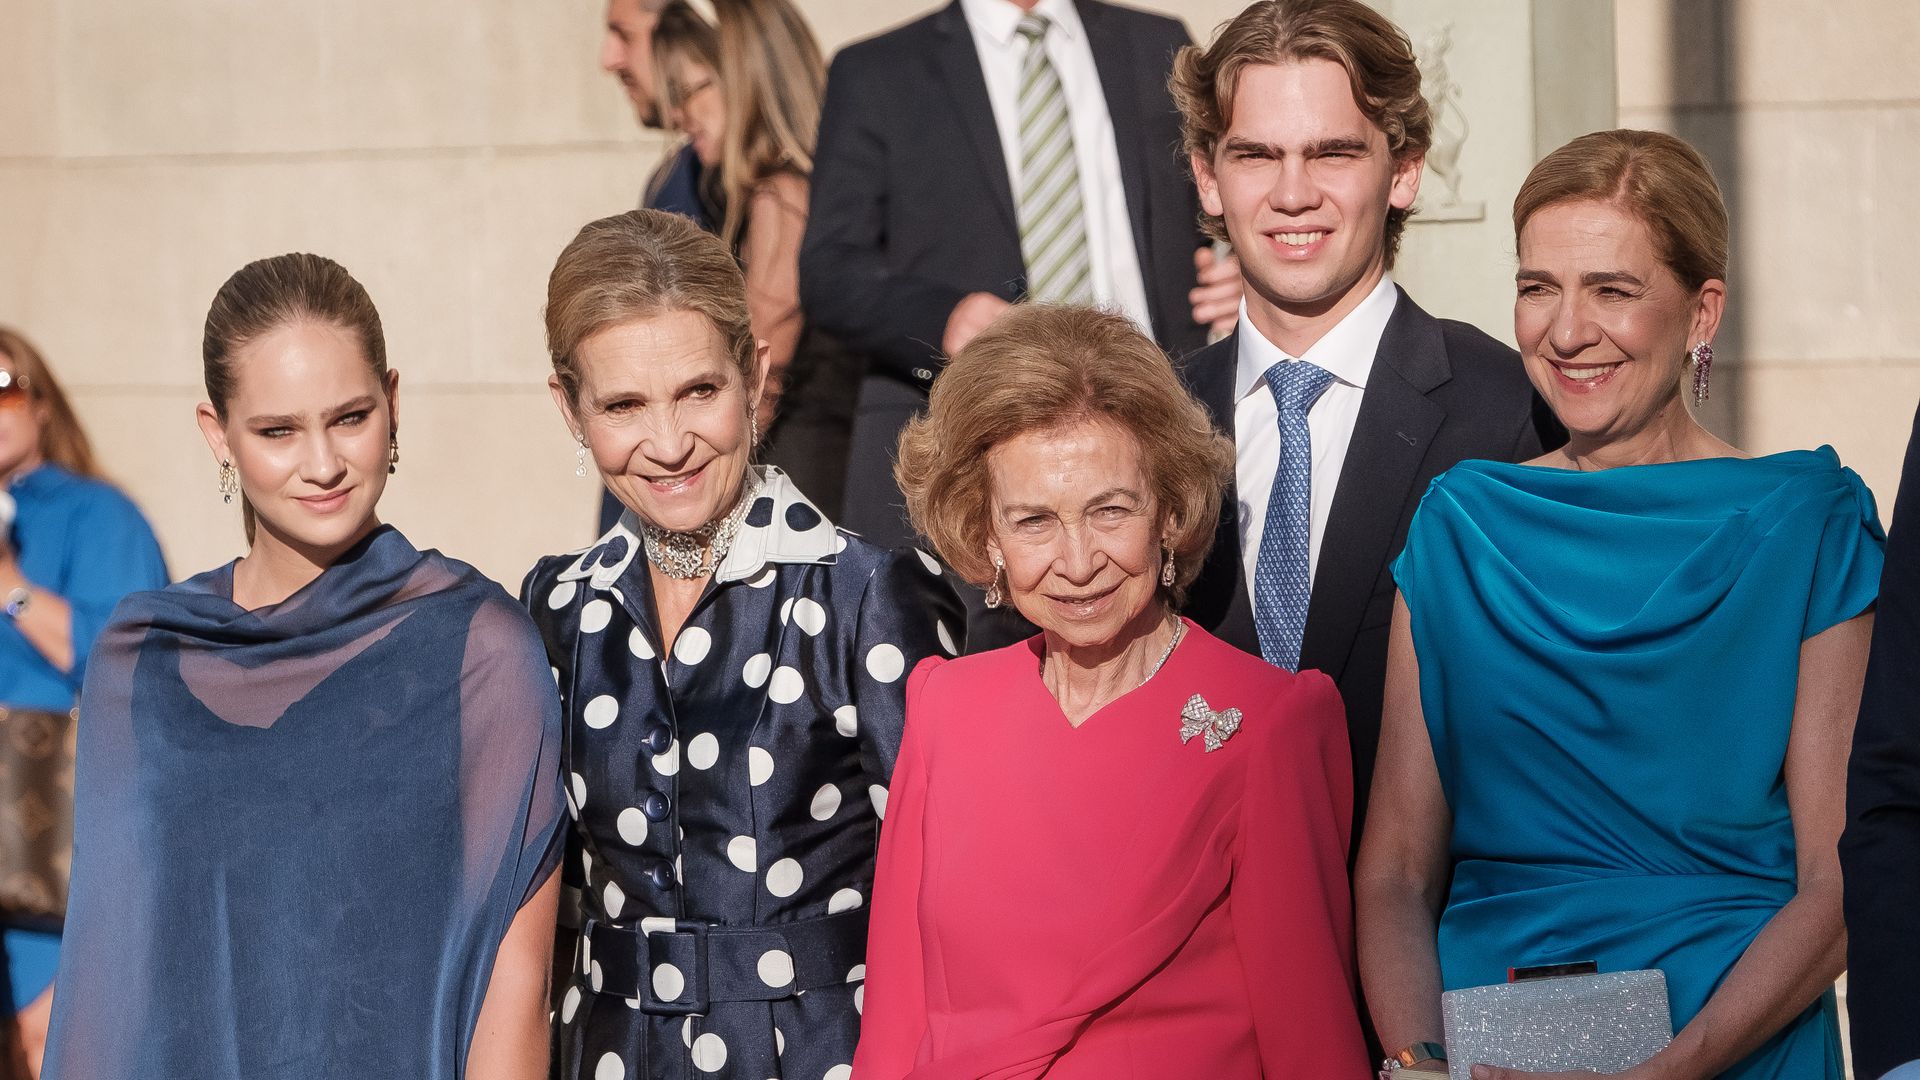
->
[1356, 130, 1881, 1080]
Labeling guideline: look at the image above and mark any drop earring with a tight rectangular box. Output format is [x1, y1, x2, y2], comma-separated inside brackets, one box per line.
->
[218, 460, 238, 504]
[1689, 341, 1713, 407]
[984, 556, 1005, 609]
[574, 438, 589, 478]
[387, 433, 399, 475]
[1160, 547, 1177, 588]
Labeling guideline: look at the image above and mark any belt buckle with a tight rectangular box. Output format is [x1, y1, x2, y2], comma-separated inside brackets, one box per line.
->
[639, 919, 710, 1015]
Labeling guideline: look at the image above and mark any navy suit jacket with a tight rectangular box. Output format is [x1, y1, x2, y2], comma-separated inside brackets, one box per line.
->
[1177, 290, 1563, 827]
[1842, 400, 1920, 1080]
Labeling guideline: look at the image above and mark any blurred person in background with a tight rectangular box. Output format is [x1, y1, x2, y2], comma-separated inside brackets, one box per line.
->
[41, 256, 563, 1080]
[0, 327, 166, 1078]
[801, 0, 1243, 571]
[596, 0, 717, 534]
[651, 0, 860, 519]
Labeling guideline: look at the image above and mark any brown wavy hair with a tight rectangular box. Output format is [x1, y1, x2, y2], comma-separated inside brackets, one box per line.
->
[895, 306, 1234, 605]
[1514, 129, 1729, 292]
[0, 327, 100, 478]
[1172, 0, 1432, 264]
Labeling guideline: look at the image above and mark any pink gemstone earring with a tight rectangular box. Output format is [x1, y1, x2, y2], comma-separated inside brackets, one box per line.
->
[1690, 341, 1713, 407]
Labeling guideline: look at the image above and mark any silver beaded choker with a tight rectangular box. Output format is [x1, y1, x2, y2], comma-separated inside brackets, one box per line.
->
[641, 473, 761, 580]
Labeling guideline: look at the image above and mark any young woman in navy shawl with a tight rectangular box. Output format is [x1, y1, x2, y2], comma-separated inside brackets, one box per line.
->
[1358, 131, 1882, 1080]
[523, 208, 962, 1080]
[42, 255, 566, 1080]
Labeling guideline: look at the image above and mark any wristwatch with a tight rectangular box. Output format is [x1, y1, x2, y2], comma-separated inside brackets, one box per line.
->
[1380, 1042, 1447, 1076]
[3, 586, 29, 620]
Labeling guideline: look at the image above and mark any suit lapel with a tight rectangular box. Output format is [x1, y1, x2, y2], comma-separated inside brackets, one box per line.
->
[932, 2, 1020, 240]
[1078, 0, 1155, 298]
[1300, 289, 1449, 679]
[1180, 333, 1260, 654]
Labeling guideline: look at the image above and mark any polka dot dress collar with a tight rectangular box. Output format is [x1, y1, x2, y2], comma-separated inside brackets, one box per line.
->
[553, 467, 838, 594]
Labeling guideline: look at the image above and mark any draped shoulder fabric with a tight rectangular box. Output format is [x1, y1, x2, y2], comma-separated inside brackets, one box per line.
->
[1393, 447, 1883, 1080]
[43, 526, 566, 1080]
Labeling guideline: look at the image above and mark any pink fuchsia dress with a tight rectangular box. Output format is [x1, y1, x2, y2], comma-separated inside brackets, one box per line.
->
[853, 620, 1371, 1079]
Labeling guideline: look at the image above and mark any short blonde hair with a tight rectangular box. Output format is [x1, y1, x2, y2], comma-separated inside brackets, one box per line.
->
[1173, 0, 1431, 263]
[895, 306, 1233, 604]
[1515, 129, 1729, 292]
[544, 208, 755, 404]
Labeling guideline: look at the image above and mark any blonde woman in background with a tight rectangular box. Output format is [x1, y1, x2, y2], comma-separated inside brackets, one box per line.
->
[651, 0, 860, 517]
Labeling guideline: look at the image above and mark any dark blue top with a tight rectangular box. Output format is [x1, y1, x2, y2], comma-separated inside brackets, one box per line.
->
[44, 526, 565, 1080]
[647, 142, 713, 231]
[1, 463, 167, 710]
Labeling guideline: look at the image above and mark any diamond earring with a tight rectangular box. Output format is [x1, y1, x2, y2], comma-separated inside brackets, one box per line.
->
[1160, 547, 1177, 588]
[1689, 341, 1713, 407]
[575, 439, 589, 479]
[984, 557, 1005, 609]
[218, 460, 239, 504]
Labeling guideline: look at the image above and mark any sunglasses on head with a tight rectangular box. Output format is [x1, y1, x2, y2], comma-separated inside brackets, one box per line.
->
[0, 370, 29, 404]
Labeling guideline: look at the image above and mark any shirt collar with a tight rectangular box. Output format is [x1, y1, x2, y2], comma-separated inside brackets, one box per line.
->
[7, 462, 59, 497]
[960, 0, 1084, 49]
[1233, 275, 1400, 403]
[554, 466, 837, 593]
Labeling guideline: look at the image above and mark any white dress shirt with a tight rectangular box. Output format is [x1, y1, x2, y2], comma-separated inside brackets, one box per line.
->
[1234, 275, 1400, 595]
[959, 0, 1153, 333]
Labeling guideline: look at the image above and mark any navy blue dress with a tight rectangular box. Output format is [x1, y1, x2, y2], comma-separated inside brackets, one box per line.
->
[524, 468, 963, 1080]
[44, 527, 565, 1080]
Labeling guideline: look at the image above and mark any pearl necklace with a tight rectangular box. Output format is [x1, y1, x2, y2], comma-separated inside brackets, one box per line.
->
[640, 473, 760, 580]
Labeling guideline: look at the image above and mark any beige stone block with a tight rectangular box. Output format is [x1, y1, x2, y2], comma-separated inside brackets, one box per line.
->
[1731, 0, 1920, 106]
[65, 386, 235, 579]
[0, 0, 58, 157]
[1867, 107, 1920, 354]
[1613, 0, 1731, 110]
[1728, 106, 1881, 362]
[57, 0, 632, 157]
[3, 148, 640, 395]
[1740, 360, 1920, 516]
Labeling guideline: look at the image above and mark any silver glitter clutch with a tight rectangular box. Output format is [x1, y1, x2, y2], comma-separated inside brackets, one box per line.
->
[1441, 970, 1673, 1080]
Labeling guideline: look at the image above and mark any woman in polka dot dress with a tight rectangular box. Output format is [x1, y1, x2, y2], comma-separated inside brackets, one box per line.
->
[524, 210, 963, 1080]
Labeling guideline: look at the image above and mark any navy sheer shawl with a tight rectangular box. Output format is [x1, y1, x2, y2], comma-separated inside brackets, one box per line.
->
[43, 526, 565, 1080]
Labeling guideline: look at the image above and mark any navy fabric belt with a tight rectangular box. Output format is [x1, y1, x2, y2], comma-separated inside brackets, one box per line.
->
[583, 910, 868, 1015]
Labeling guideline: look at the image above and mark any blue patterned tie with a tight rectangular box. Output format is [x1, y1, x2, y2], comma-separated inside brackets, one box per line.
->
[1253, 361, 1335, 670]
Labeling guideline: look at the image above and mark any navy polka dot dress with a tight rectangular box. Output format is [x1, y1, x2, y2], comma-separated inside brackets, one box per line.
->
[521, 468, 964, 1080]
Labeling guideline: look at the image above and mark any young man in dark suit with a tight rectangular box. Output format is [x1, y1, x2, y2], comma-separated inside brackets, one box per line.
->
[800, 0, 1241, 564]
[1172, 0, 1562, 829]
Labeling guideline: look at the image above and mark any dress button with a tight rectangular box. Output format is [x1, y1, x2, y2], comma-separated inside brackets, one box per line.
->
[643, 792, 671, 821]
[643, 724, 672, 754]
[649, 860, 675, 890]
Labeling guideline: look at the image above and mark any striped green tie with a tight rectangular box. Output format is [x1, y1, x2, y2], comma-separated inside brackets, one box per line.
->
[1014, 15, 1093, 305]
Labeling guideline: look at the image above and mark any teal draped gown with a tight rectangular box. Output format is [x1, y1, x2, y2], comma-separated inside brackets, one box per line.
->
[1393, 448, 1883, 1080]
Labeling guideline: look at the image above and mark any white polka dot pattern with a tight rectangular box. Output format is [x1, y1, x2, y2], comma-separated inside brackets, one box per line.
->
[652, 963, 684, 1002]
[757, 949, 795, 988]
[748, 747, 775, 786]
[766, 858, 804, 897]
[580, 599, 613, 634]
[686, 732, 720, 771]
[809, 784, 842, 820]
[691, 1033, 728, 1072]
[593, 1052, 624, 1080]
[865, 643, 905, 683]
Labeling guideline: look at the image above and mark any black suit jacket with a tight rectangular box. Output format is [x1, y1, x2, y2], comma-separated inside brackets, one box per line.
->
[1179, 290, 1563, 826]
[801, 0, 1208, 387]
[1841, 400, 1920, 1080]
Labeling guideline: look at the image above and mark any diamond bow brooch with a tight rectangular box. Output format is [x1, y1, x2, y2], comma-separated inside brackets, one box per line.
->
[1179, 694, 1243, 753]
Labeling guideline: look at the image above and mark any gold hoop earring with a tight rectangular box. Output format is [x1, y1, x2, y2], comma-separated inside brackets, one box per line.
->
[218, 460, 239, 504]
[984, 557, 1005, 609]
